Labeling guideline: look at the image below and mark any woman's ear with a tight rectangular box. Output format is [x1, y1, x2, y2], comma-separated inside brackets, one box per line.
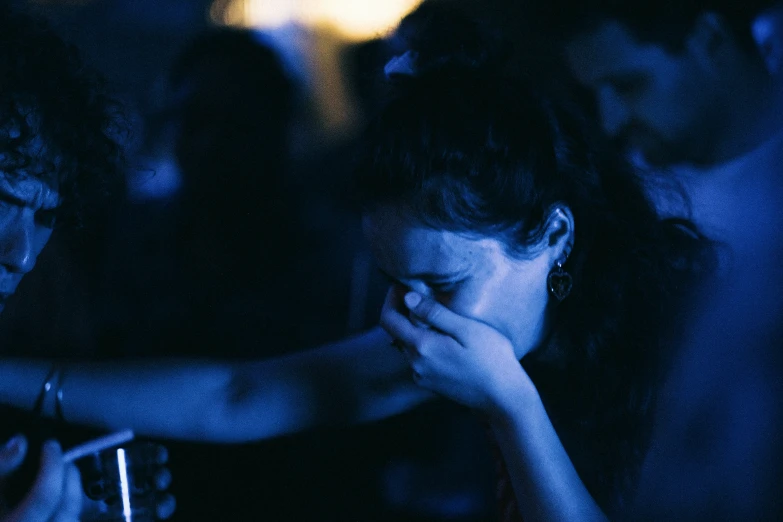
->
[541, 204, 575, 262]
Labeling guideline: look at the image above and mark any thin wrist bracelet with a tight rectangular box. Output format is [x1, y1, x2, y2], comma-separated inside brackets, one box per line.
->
[32, 363, 61, 419]
[54, 366, 65, 423]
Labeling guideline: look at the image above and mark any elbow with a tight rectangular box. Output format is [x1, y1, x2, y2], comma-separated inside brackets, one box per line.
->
[160, 367, 256, 444]
[195, 366, 306, 443]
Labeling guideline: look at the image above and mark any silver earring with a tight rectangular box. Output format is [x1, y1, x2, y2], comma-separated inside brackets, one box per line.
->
[547, 260, 572, 301]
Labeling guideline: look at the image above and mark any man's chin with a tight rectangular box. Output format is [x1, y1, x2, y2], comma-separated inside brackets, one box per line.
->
[616, 133, 679, 168]
[623, 147, 677, 170]
[629, 137, 695, 169]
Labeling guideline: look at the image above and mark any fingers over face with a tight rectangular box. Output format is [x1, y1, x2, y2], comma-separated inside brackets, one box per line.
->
[403, 291, 471, 344]
[381, 286, 423, 347]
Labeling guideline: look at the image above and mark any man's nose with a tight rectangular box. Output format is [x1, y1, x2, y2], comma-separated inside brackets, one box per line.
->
[0, 216, 36, 274]
[597, 86, 629, 138]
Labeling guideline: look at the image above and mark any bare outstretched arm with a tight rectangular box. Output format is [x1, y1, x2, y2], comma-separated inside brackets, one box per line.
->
[0, 327, 434, 443]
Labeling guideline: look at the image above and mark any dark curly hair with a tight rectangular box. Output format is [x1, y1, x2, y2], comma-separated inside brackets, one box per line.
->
[356, 6, 714, 514]
[0, 5, 124, 228]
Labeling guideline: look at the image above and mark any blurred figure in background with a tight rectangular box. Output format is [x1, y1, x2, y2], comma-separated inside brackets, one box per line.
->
[101, 28, 304, 356]
[103, 28, 296, 522]
[547, 0, 781, 169]
[100, 28, 417, 520]
[521, 0, 783, 517]
[532, 0, 783, 248]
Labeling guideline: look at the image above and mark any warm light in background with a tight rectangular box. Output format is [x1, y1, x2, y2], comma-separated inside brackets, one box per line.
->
[29, 0, 97, 4]
[210, 0, 421, 40]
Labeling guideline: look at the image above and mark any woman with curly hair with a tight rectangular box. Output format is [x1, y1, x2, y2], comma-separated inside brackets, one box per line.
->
[0, 8, 713, 521]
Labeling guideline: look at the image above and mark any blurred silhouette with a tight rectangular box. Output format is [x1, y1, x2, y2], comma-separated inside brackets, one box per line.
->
[101, 28, 304, 356]
[97, 27, 415, 521]
[521, 0, 783, 518]
[526, 0, 782, 169]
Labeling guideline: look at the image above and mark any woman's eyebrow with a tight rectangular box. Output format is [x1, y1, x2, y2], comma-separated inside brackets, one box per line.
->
[378, 267, 462, 282]
[411, 271, 462, 282]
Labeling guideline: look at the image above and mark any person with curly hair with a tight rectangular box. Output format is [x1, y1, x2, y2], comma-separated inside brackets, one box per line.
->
[0, 5, 123, 520]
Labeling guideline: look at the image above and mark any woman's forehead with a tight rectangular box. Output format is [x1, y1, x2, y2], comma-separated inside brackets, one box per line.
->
[363, 207, 503, 276]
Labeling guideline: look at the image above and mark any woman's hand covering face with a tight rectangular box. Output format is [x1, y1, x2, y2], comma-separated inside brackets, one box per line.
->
[381, 285, 533, 414]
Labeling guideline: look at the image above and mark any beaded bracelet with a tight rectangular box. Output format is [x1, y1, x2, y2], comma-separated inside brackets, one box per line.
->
[54, 367, 65, 422]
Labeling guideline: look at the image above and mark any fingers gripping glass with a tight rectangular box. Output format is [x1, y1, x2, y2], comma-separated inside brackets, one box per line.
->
[67, 431, 161, 522]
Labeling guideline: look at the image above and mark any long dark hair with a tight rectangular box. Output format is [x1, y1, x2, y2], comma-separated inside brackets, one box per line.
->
[356, 6, 713, 513]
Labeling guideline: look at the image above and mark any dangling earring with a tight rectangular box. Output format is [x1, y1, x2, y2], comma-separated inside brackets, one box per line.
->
[547, 259, 572, 302]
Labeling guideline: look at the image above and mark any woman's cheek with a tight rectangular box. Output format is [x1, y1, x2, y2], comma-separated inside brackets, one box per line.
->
[440, 287, 492, 324]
